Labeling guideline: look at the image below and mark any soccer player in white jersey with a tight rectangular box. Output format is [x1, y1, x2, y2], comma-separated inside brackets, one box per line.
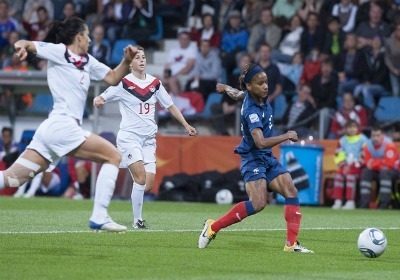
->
[94, 46, 197, 228]
[0, 16, 138, 232]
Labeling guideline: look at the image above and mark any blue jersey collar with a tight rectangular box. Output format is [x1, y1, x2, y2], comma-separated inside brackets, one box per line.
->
[245, 91, 267, 107]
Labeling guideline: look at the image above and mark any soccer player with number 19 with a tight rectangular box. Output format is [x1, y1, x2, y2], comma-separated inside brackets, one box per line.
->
[94, 46, 196, 229]
[198, 64, 314, 253]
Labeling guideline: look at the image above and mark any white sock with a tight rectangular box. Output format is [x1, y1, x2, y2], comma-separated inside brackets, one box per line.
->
[131, 182, 146, 223]
[90, 164, 119, 223]
[0, 171, 4, 189]
[25, 172, 43, 197]
[14, 181, 28, 196]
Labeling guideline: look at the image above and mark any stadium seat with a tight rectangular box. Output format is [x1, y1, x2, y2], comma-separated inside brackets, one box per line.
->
[149, 16, 163, 41]
[110, 39, 136, 66]
[273, 94, 287, 121]
[18, 129, 35, 153]
[374, 97, 400, 122]
[24, 93, 53, 114]
[200, 93, 222, 118]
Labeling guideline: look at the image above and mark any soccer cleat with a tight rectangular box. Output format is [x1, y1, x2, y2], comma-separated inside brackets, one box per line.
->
[132, 220, 146, 229]
[89, 220, 127, 232]
[284, 241, 314, 253]
[342, 200, 355, 210]
[198, 219, 216, 249]
[331, 199, 342, 210]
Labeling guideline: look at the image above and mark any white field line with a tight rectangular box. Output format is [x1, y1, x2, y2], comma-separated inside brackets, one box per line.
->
[0, 227, 399, 235]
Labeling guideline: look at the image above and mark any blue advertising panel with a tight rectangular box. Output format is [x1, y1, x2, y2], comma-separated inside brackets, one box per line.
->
[277, 144, 324, 205]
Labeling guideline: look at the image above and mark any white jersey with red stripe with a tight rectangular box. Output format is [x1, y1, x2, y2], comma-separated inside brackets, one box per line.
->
[100, 73, 173, 137]
[33, 42, 110, 125]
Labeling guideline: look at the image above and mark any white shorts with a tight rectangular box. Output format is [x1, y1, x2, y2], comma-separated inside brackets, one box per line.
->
[117, 131, 156, 174]
[27, 115, 91, 170]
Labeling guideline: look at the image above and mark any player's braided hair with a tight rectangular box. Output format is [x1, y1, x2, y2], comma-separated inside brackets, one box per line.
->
[45, 16, 86, 45]
[238, 63, 260, 91]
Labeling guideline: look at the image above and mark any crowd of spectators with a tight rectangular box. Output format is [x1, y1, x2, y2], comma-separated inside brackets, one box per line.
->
[0, 0, 400, 139]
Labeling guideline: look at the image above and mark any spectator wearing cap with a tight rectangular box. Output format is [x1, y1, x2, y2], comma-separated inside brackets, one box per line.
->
[247, 8, 281, 59]
[218, 0, 244, 31]
[220, 10, 249, 85]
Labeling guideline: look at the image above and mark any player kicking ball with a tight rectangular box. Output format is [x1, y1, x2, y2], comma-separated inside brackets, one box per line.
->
[198, 64, 313, 253]
[94, 46, 196, 229]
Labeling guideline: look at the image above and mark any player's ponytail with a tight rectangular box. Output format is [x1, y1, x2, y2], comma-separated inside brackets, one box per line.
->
[44, 16, 86, 45]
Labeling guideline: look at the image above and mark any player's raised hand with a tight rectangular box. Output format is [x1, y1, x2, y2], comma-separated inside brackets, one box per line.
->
[216, 83, 228, 94]
[286, 130, 298, 142]
[123, 45, 138, 63]
[186, 125, 197, 136]
[14, 43, 28, 61]
[93, 96, 105, 109]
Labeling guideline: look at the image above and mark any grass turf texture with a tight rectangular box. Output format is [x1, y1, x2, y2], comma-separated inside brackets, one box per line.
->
[0, 197, 399, 280]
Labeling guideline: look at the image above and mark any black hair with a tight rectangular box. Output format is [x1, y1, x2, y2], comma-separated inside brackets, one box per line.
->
[37, 6, 48, 14]
[44, 16, 86, 45]
[238, 63, 263, 91]
[1, 127, 13, 135]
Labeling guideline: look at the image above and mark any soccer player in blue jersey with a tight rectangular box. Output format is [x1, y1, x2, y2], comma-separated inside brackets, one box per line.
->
[198, 63, 314, 253]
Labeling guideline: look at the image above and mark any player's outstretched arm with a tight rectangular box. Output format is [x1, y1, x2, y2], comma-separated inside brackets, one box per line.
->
[104, 45, 138, 86]
[93, 95, 105, 109]
[167, 104, 197, 136]
[251, 129, 298, 149]
[216, 83, 245, 101]
[14, 40, 36, 61]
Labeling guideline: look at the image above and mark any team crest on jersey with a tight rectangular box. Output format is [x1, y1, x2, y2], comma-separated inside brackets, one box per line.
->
[249, 113, 259, 123]
[122, 78, 160, 102]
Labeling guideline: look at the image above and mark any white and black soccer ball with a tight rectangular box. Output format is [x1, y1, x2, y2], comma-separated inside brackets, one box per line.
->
[215, 189, 234, 205]
[357, 228, 387, 258]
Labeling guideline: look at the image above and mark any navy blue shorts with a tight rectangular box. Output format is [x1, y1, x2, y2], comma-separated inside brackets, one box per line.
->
[240, 153, 288, 185]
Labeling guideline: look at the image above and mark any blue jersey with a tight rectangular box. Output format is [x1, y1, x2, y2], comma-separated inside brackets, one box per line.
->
[234, 91, 274, 156]
[234, 91, 287, 184]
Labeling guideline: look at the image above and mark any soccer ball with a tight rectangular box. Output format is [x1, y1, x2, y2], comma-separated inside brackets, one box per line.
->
[357, 228, 387, 258]
[215, 189, 233, 205]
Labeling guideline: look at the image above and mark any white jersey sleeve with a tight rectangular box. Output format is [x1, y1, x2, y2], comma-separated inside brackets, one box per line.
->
[101, 82, 123, 103]
[156, 81, 173, 109]
[33, 42, 66, 62]
[87, 53, 110, 81]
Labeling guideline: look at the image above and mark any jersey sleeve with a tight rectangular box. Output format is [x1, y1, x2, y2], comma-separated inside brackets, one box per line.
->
[156, 81, 173, 109]
[88, 54, 111, 81]
[244, 110, 263, 132]
[33, 42, 65, 62]
[101, 82, 123, 103]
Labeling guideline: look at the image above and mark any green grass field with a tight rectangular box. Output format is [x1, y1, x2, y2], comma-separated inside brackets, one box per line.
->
[0, 197, 399, 280]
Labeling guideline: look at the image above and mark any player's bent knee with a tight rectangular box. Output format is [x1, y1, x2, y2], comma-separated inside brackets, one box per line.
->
[252, 199, 267, 212]
[2, 158, 41, 188]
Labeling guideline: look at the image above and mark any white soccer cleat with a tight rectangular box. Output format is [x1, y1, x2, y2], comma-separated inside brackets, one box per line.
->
[284, 241, 314, 253]
[89, 220, 127, 232]
[198, 219, 216, 249]
[342, 200, 355, 210]
[331, 199, 342, 210]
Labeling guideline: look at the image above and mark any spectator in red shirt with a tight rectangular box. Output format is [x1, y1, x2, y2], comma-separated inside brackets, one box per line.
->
[190, 13, 222, 50]
[299, 48, 322, 85]
[22, 6, 51, 40]
[328, 92, 368, 139]
[359, 127, 399, 209]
